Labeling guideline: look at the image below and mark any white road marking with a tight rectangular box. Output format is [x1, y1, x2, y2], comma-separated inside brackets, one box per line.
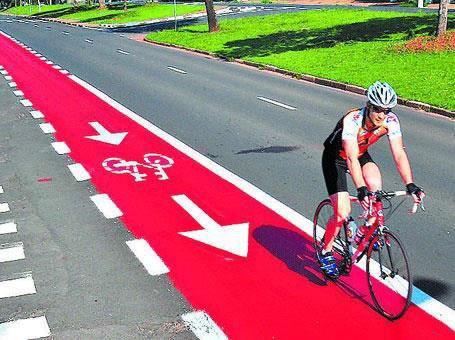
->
[0, 316, 51, 339]
[30, 110, 44, 119]
[68, 74, 455, 331]
[0, 65, 3, 69]
[0, 222, 17, 235]
[0, 203, 10, 213]
[257, 96, 297, 110]
[13, 90, 24, 97]
[34, 24, 39, 27]
[0, 70, 8, 75]
[20, 99, 33, 107]
[60, 70, 69, 75]
[126, 239, 169, 276]
[182, 311, 227, 340]
[167, 66, 187, 74]
[36, 53, 42, 57]
[85, 39, 93, 44]
[62, 31, 69, 35]
[67, 163, 91, 181]
[0, 274, 36, 298]
[90, 194, 123, 219]
[51, 141, 71, 154]
[0, 186, 3, 193]
[31, 50, 37, 53]
[4, 76, 13, 81]
[52, 65, 62, 70]
[116, 49, 129, 55]
[8, 82, 17, 88]
[45, 60, 53, 65]
[40, 56, 47, 61]
[0, 242, 25, 263]
[39, 122, 56, 134]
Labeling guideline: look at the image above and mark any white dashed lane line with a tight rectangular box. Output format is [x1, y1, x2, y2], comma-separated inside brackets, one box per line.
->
[0, 274, 36, 298]
[51, 141, 70, 154]
[4, 75, 13, 81]
[116, 49, 129, 55]
[0, 222, 17, 235]
[257, 96, 297, 110]
[8, 82, 17, 88]
[30, 110, 44, 119]
[182, 311, 228, 340]
[13, 90, 24, 97]
[45, 60, 53, 65]
[90, 193, 123, 219]
[67, 163, 91, 181]
[39, 122, 56, 134]
[62, 31, 69, 35]
[0, 70, 8, 75]
[0, 203, 10, 213]
[126, 239, 170, 276]
[84, 39, 93, 44]
[52, 65, 62, 70]
[167, 66, 187, 74]
[0, 242, 25, 263]
[0, 185, 3, 193]
[0, 316, 51, 339]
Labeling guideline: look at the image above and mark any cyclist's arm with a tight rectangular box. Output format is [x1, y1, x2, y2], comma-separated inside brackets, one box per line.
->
[389, 136, 414, 185]
[343, 139, 366, 189]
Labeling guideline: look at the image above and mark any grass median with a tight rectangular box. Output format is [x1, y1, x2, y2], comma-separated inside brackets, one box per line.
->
[147, 9, 455, 111]
[1, 3, 206, 24]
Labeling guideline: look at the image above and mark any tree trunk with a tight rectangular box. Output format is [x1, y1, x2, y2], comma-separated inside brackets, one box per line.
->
[98, 0, 106, 10]
[204, 0, 219, 33]
[437, 0, 449, 37]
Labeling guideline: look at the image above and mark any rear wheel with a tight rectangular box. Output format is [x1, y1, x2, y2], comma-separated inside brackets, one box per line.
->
[313, 200, 351, 275]
[366, 230, 412, 320]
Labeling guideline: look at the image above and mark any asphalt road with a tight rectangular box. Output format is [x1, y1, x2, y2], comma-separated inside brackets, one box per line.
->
[0, 14, 453, 314]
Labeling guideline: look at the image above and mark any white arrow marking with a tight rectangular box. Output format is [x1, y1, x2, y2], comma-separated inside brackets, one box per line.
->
[172, 194, 249, 257]
[85, 121, 127, 145]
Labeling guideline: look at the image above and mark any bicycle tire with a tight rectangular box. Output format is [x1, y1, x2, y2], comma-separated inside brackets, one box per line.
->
[313, 199, 351, 275]
[366, 230, 412, 320]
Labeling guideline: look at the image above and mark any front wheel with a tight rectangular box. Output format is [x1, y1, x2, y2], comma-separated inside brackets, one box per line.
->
[366, 230, 412, 320]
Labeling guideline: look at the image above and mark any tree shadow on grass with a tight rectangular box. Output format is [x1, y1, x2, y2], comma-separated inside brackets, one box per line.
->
[218, 15, 454, 59]
[31, 4, 142, 19]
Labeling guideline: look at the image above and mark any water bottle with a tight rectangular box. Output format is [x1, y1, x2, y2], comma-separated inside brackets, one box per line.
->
[354, 224, 369, 245]
[346, 217, 357, 243]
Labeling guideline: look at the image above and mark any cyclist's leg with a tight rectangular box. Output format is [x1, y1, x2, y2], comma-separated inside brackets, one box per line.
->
[323, 192, 351, 252]
[321, 149, 351, 252]
[360, 152, 382, 192]
[360, 152, 382, 224]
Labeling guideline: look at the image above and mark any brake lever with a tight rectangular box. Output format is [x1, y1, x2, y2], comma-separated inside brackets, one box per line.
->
[409, 198, 425, 214]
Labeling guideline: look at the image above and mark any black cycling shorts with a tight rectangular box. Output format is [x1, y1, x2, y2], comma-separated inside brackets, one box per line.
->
[322, 148, 375, 196]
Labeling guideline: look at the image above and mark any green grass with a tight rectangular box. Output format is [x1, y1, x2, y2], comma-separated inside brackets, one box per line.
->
[2, 4, 205, 24]
[147, 9, 455, 111]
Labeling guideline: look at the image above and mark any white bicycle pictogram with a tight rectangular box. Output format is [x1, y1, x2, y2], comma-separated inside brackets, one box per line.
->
[102, 153, 174, 182]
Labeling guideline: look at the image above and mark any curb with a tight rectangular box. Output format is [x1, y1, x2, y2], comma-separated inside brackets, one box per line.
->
[145, 38, 454, 119]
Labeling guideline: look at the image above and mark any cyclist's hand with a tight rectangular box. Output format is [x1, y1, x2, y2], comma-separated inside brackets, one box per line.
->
[406, 183, 425, 203]
[357, 186, 371, 210]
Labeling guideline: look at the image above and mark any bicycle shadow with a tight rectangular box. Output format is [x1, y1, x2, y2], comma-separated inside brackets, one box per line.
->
[253, 225, 377, 310]
[252, 225, 326, 286]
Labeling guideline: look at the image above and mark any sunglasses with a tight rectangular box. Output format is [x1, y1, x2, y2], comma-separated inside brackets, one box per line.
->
[370, 105, 391, 115]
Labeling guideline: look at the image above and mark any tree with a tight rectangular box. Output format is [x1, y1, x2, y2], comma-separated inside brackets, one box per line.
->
[204, 0, 218, 33]
[98, 0, 106, 10]
[437, 0, 449, 36]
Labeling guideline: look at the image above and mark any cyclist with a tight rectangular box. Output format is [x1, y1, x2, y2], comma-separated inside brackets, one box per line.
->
[319, 81, 425, 278]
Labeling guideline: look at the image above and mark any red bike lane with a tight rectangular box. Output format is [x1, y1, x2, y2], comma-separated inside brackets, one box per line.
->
[0, 33, 453, 339]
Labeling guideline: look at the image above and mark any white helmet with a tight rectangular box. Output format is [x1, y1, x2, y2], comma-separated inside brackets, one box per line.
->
[367, 81, 397, 109]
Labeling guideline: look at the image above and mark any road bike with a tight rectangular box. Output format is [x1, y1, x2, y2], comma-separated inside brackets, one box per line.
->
[313, 190, 424, 320]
